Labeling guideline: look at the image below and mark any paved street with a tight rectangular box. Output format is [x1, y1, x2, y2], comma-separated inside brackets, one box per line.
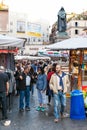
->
[0, 89, 87, 130]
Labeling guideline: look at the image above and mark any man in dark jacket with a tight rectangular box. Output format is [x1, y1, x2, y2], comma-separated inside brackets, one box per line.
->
[14, 66, 21, 96]
[0, 66, 11, 126]
[18, 66, 31, 112]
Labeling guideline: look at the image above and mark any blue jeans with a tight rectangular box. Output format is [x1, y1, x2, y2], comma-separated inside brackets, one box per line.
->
[31, 84, 36, 95]
[31, 85, 34, 95]
[19, 86, 30, 109]
[54, 91, 66, 119]
[37, 89, 47, 105]
[0, 92, 7, 119]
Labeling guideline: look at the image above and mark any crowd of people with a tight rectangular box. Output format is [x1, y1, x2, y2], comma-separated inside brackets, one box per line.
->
[0, 59, 70, 126]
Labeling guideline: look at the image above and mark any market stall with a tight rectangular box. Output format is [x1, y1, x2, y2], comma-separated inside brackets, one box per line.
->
[0, 34, 24, 110]
[38, 49, 69, 73]
[0, 34, 24, 70]
[46, 36, 87, 87]
[46, 36, 87, 102]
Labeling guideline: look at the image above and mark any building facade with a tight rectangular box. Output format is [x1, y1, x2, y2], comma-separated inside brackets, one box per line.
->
[8, 11, 50, 55]
[50, 12, 87, 43]
[67, 20, 87, 37]
[0, 2, 9, 34]
[49, 22, 57, 44]
[0, 1, 50, 56]
[9, 12, 50, 45]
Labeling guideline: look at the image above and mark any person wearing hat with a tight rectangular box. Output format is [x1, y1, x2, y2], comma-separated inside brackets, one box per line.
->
[0, 66, 11, 126]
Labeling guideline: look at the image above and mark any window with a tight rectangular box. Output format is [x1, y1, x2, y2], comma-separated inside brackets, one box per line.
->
[75, 29, 78, 35]
[47, 35, 49, 37]
[38, 39, 41, 42]
[75, 22, 78, 27]
[33, 38, 35, 42]
[47, 28, 49, 31]
[10, 22, 13, 25]
[10, 29, 13, 33]
[17, 21, 25, 33]
[43, 33, 45, 36]
[27, 38, 30, 43]
[69, 31, 71, 35]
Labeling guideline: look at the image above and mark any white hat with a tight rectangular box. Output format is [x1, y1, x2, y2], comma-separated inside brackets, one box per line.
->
[3, 120, 11, 126]
[0, 66, 5, 70]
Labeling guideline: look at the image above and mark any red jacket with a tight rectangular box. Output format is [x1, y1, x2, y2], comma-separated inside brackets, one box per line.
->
[47, 71, 54, 81]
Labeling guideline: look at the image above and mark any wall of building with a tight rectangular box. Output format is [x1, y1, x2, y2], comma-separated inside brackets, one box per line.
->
[9, 12, 27, 37]
[0, 3, 50, 55]
[67, 20, 87, 37]
[9, 12, 50, 45]
[0, 10, 9, 34]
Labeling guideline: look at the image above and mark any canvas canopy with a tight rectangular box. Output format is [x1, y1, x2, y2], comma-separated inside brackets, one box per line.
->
[15, 55, 51, 60]
[0, 35, 24, 49]
[46, 36, 87, 50]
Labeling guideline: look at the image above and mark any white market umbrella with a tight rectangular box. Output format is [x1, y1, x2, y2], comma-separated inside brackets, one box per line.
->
[0, 35, 24, 49]
[46, 36, 87, 50]
[15, 55, 51, 60]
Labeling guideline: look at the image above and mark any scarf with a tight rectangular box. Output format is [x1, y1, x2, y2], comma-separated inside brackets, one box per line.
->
[56, 72, 66, 90]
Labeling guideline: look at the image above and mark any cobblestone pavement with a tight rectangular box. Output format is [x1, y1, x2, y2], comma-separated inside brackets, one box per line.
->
[0, 89, 87, 130]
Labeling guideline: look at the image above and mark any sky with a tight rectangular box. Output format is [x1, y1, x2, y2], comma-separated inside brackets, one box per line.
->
[2, 0, 87, 26]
